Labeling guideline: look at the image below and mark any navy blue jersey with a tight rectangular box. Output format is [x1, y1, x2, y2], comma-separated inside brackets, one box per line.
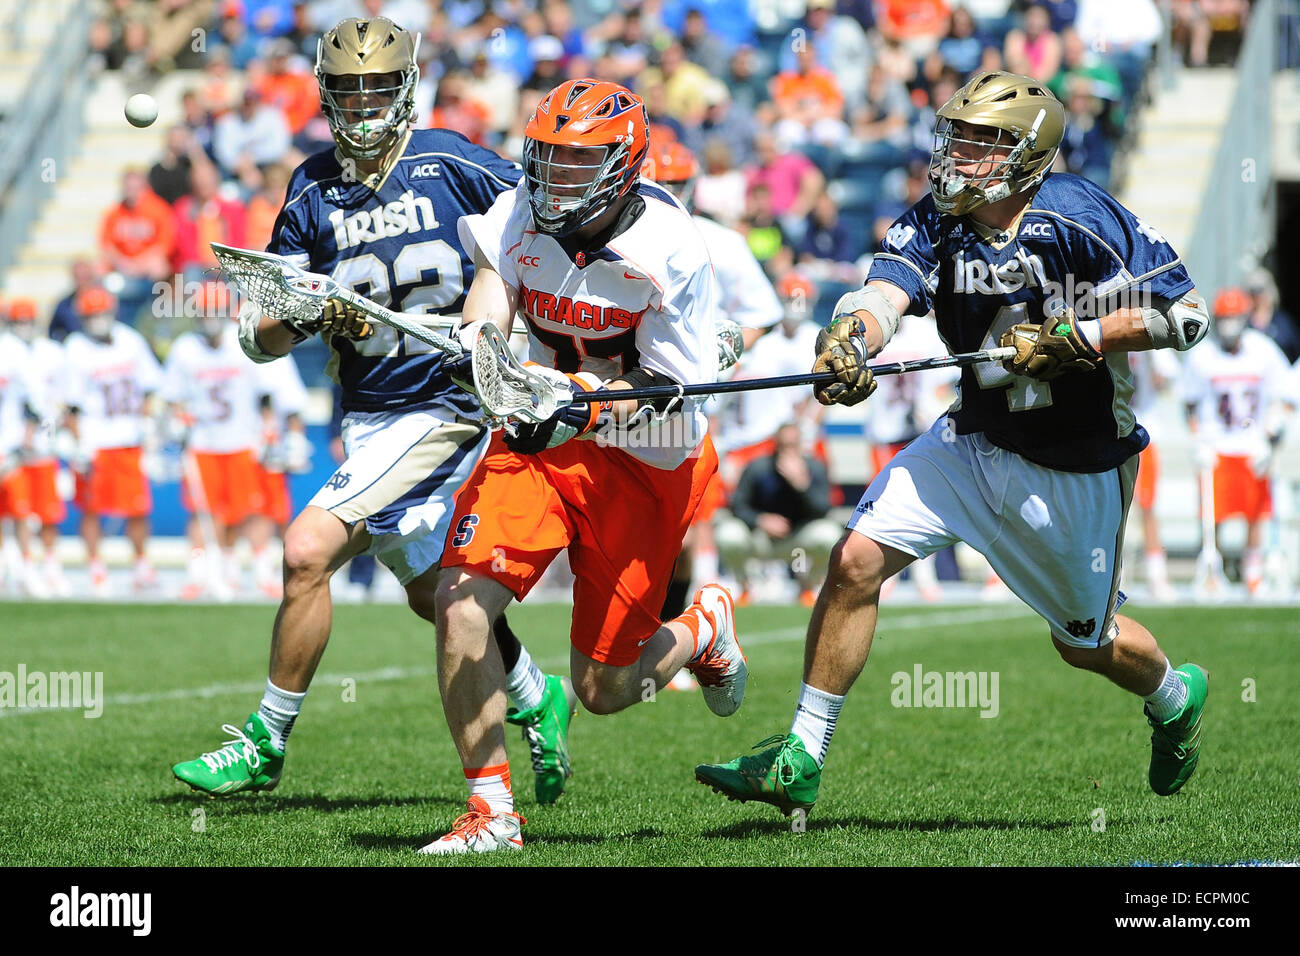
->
[269, 128, 521, 413]
[868, 173, 1195, 473]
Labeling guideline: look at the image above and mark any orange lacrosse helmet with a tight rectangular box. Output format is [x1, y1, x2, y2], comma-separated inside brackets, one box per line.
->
[523, 78, 649, 236]
[6, 298, 37, 322]
[1212, 287, 1251, 318]
[642, 139, 699, 210]
[76, 286, 116, 317]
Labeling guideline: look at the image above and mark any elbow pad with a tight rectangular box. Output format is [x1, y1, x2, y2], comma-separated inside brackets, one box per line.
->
[1142, 290, 1208, 351]
[832, 285, 901, 348]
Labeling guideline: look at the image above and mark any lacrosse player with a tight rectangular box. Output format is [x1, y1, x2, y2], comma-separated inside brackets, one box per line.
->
[1182, 287, 1293, 596]
[160, 280, 268, 600]
[4, 299, 68, 596]
[697, 71, 1213, 815]
[422, 79, 745, 853]
[171, 17, 574, 803]
[63, 287, 163, 596]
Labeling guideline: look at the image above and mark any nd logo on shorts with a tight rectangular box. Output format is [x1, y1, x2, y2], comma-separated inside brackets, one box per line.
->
[451, 514, 479, 547]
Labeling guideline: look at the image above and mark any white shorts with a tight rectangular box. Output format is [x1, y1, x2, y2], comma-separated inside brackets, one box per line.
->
[846, 417, 1137, 648]
[308, 403, 489, 586]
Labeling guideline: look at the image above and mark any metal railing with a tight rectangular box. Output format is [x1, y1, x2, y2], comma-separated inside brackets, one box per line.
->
[0, 0, 92, 282]
[1181, 0, 1276, 297]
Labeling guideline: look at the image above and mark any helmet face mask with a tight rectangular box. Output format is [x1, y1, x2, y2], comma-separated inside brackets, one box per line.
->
[524, 140, 630, 236]
[523, 79, 649, 238]
[929, 71, 1064, 217]
[7, 318, 36, 344]
[317, 18, 419, 163]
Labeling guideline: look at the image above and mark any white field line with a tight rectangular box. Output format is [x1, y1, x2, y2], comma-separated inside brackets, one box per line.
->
[0, 606, 1036, 718]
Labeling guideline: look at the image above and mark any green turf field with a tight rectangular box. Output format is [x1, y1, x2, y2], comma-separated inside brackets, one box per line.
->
[1, 601, 1296, 866]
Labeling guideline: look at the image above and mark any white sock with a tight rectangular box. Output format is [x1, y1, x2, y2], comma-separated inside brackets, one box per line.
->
[684, 606, 715, 661]
[694, 548, 719, 585]
[258, 679, 306, 752]
[1145, 549, 1169, 584]
[790, 683, 844, 767]
[1144, 661, 1189, 721]
[505, 645, 547, 714]
[1244, 548, 1264, 582]
[466, 764, 513, 814]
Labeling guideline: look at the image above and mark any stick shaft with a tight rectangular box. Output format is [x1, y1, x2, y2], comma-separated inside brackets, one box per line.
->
[577, 347, 1017, 403]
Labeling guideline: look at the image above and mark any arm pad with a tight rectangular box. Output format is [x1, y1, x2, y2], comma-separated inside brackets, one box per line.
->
[832, 284, 901, 349]
[616, 367, 685, 416]
[238, 301, 287, 364]
[1141, 290, 1209, 351]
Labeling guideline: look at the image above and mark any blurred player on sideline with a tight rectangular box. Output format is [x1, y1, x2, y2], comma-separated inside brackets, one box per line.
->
[698, 71, 1212, 816]
[249, 350, 311, 599]
[1128, 347, 1180, 601]
[425, 79, 746, 854]
[1182, 287, 1292, 595]
[63, 287, 163, 596]
[161, 280, 269, 600]
[861, 311, 958, 602]
[169, 18, 575, 803]
[642, 139, 783, 615]
[0, 311, 42, 595]
[5, 299, 69, 595]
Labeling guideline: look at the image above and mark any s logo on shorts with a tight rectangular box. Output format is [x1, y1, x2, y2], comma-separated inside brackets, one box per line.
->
[451, 514, 479, 548]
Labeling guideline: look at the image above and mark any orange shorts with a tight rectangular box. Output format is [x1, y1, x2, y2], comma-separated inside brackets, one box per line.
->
[256, 464, 292, 525]
[1135, 442, 1159, 512]
[76, 446, 151, 518]
[690, 437, 725, 527]
[22, 460, 65, 525]
[181, 449, 263, 527]
[1213, 454, 1271, 523]
[0, 466, 32, 520]
[443, 434, 719, 666]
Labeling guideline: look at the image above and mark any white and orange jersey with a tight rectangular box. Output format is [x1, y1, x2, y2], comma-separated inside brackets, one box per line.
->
[254, 351, 309, 453]
[459, 180, 718, 469]
[162, 326, 268, 454]
[693, 215, 782, 331]
[1127, 347, 1180, 443]
[1182, 328, 1291, 457]
[864, 315, 959, 447]
[719, 319, 821, 454]
[25, 337, 66, 459]
[63, 324, 162, 452]
[0, 331, 38, 456]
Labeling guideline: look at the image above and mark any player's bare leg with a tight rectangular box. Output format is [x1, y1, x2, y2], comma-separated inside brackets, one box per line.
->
[435, 569, 514, 769]
[570, 582, 747, 716]
[1055, 615, 1208, 794]
[695, 531, 912, 814]
[269, 505, 369, 692]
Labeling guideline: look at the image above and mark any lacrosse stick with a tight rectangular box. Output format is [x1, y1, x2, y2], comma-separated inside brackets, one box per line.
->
[1193, 462, 1227, 599]
[210, 243, 465, 355]
[471, 320, 1016, 425]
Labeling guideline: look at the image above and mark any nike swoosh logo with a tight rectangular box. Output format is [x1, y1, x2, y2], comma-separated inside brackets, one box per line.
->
[624, 272, 644, 280]
[637, 636, 653, 646]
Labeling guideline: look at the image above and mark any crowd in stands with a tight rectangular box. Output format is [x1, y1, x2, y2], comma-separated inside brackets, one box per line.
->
[14, 0, 1284, 598]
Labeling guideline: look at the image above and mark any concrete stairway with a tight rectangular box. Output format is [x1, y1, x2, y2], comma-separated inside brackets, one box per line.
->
[3, 68, 202, 310]
[1117, 67, 1237, 256]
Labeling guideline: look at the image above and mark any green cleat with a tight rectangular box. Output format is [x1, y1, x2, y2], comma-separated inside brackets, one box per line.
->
[695, 733, 820, 816]
[506, 674, 577, 804]
[172, 713, 284, 796]
[1146, 663, 1209, 796]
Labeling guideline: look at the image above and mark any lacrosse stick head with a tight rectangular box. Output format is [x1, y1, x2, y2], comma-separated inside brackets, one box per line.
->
[210, 243, 333, 332]
[471, 322, 570, 427]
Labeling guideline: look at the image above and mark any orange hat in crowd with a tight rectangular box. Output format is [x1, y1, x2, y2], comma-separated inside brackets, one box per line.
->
[778, 272, 816, 302]
[1212, 287, 1251, 318]
[6, 298, 37, 321]
[76, 286, 116, 317]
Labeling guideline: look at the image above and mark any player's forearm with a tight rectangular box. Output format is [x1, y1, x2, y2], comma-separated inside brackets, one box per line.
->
[464, 254, 519, 336]
[1091, 289, 1210, 354]
[254, 315, 299, 356]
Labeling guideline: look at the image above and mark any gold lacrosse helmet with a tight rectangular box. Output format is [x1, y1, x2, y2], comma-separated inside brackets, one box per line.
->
[316, 17, 420, 161]
[929, 71, 1065, 216]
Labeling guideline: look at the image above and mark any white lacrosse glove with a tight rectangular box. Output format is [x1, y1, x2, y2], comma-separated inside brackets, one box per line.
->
[1248, 436, 1277, 479]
